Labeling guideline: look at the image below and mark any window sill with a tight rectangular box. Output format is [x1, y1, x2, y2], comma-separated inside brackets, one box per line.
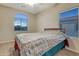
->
[15, 31, 27, 34]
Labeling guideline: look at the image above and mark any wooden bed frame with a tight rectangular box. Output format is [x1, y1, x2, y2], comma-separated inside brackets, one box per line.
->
[44, 28, 61, 31]
[14, 28, 69, 56]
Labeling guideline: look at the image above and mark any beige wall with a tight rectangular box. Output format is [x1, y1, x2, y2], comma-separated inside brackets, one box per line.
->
[0, 6, 36, 43]
[36, 3, 79, 51]
[36, 3, 79, 32]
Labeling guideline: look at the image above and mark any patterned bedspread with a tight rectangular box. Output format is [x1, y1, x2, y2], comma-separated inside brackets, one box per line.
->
[16, 32, 65, 56]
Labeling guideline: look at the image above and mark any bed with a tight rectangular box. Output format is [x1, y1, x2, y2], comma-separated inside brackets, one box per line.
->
[14, 28, 68, 56]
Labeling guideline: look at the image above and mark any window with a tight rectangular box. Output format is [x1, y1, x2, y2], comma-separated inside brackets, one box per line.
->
[14, 13, 28, 31]
[60, 8, 78, 18]
[59, 8, 78, 37]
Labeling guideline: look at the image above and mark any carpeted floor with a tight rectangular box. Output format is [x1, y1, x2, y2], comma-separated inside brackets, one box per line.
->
[55, 48, 79, 56]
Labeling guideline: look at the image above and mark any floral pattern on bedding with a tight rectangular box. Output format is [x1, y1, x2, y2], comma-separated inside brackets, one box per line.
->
[21, 39, 65, 55]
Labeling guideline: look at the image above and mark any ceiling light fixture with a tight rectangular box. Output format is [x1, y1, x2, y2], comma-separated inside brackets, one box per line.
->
[25, 3, 37, 6]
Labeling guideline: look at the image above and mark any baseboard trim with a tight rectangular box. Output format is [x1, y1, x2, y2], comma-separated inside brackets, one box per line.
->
[0, 40, 14, 45]
[65, 46, 79, 54]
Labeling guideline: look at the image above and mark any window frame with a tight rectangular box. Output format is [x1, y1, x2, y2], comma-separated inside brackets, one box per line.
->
[14, 13, 28, 32]
[59, 7, 78, 37]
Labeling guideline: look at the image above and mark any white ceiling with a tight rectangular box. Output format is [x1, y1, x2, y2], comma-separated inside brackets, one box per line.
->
[1, 3, 57, 14]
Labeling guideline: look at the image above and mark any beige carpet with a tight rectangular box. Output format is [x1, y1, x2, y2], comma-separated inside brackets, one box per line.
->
[55, 48, 79, 56]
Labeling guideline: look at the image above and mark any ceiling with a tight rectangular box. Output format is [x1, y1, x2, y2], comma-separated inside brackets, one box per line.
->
[0, 3, 58, 14]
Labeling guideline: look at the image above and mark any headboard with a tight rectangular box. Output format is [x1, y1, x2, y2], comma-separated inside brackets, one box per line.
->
[44, 28, 61, 31]
[44, 28, 65, 33]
